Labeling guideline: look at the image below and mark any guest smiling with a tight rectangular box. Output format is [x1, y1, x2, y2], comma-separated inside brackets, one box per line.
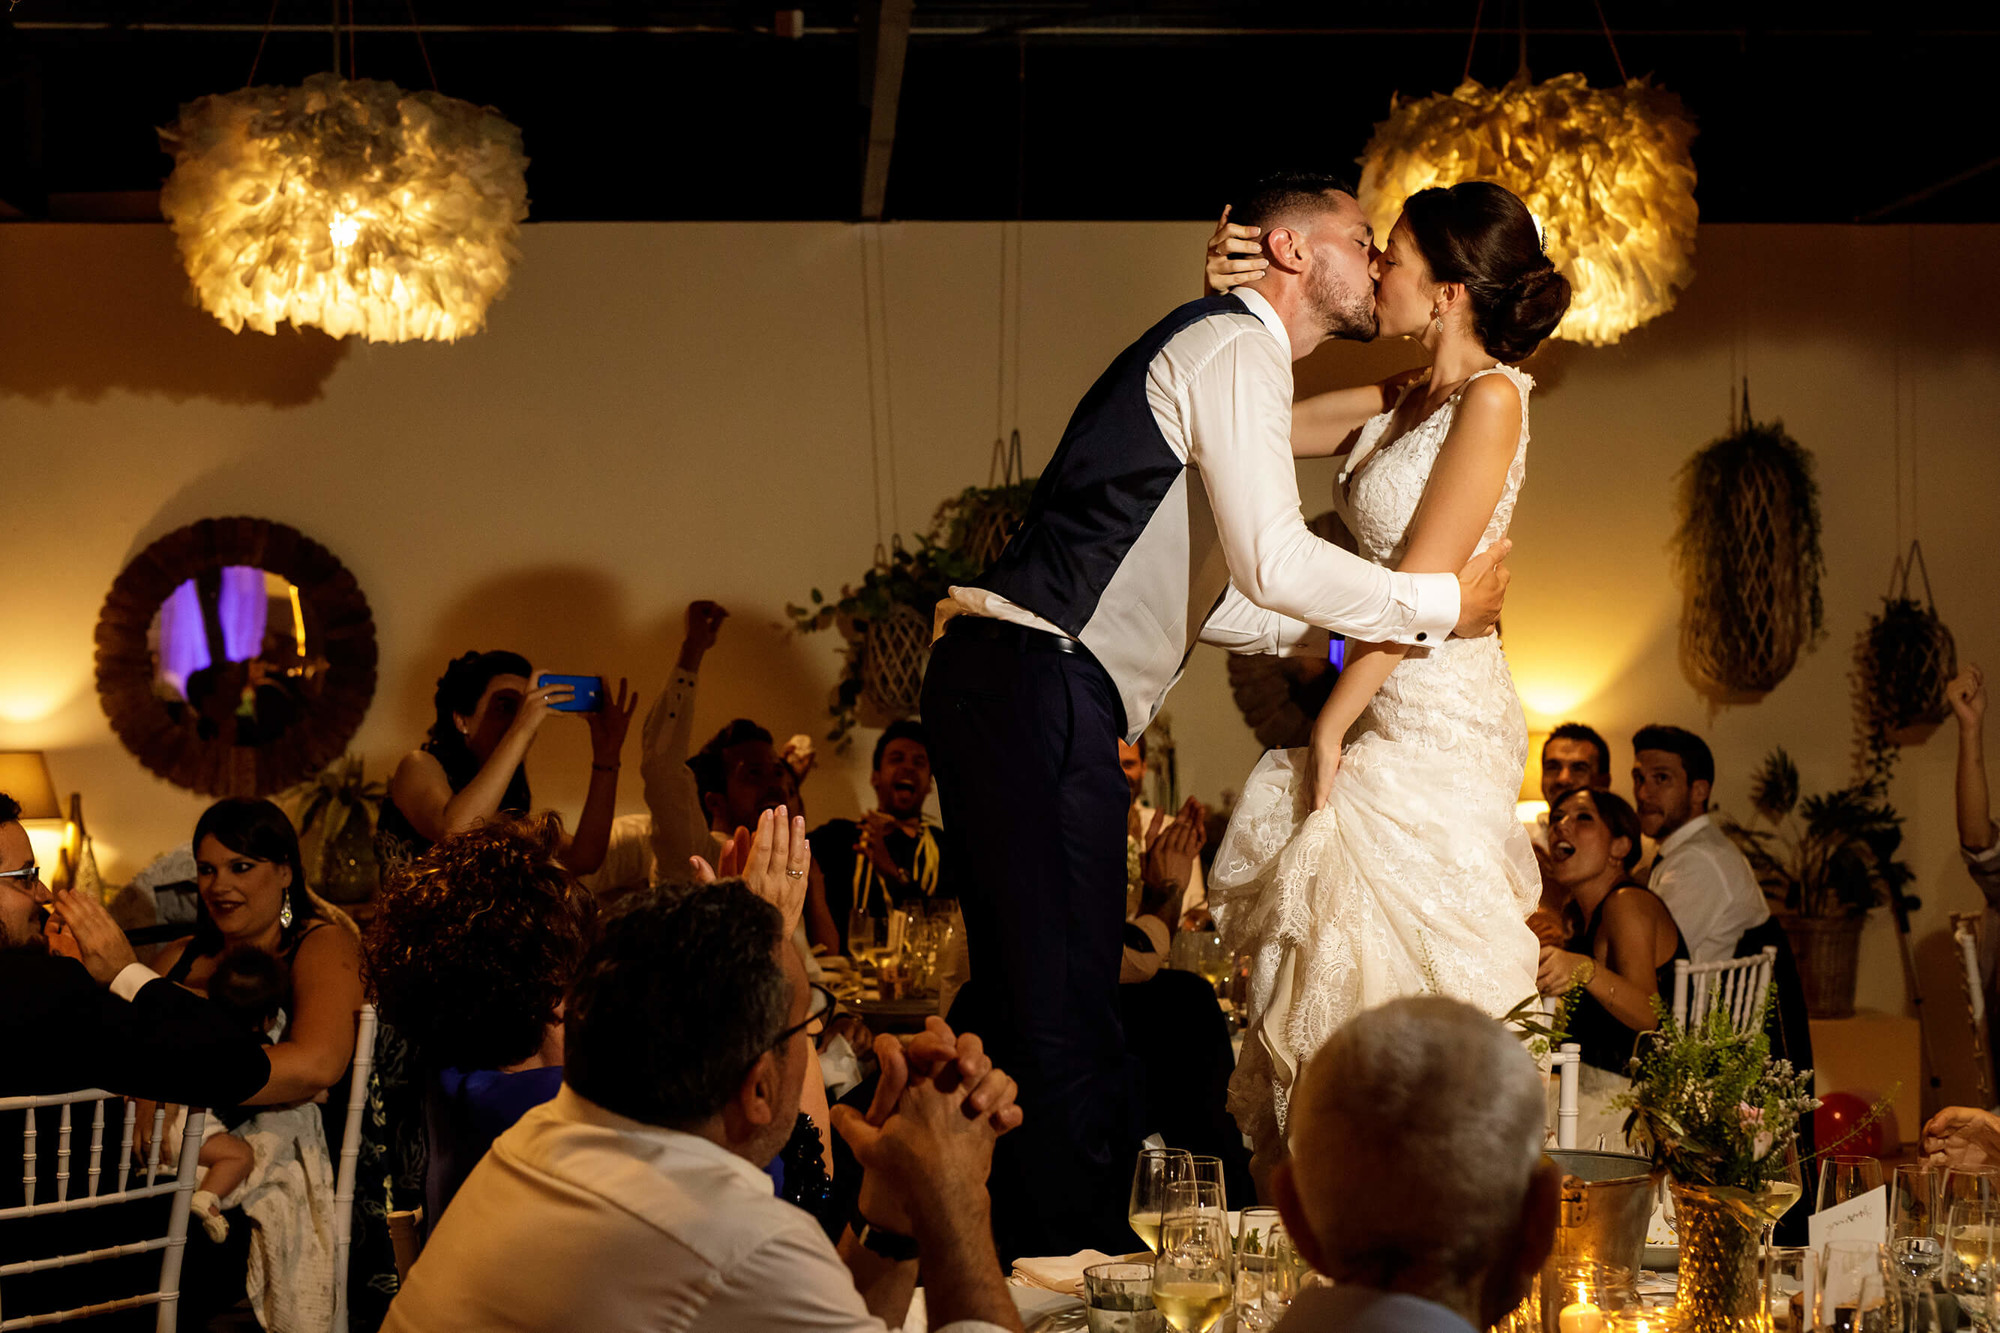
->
[379, 649, 635, 875]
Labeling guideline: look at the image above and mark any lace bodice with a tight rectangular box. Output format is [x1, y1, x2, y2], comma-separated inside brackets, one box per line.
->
[1334, 363, 1533, 568]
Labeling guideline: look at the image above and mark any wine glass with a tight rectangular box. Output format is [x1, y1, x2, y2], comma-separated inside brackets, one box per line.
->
[1945, 1199, 2000, 1333]
[1234, 1212, 1299, 1333]
[1186, 1155, 1228, 1215]
[1152, 1206, 1233, 1333]
[1128, 1148, 1192, 1253]
[1944, 1167, 2000, 1216]
[1818, 1240, 1888, 1333]
[1817, 1156, 1885, 1215]
[1890, 1165, 1943, 1281]
[1763, 1245, 1816, 1333]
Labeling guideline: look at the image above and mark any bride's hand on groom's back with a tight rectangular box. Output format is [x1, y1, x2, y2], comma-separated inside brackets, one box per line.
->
[1205, 205, 1267, 295]
[1452, 539, 1513, 639]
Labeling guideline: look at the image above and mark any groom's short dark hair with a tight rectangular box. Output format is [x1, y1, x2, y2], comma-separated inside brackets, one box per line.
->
[1234, 171, 1357, 233]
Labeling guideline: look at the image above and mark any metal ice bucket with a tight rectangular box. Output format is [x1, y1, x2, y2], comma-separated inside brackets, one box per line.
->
[1545, 1149, 1659, 1275]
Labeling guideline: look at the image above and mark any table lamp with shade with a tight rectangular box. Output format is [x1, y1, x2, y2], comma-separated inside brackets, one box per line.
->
[0, 751, 86, 896]
[1518, 731, 1551, 826]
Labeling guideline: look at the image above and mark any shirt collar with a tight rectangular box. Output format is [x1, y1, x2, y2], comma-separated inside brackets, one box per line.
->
[550, 1084, 777, 1195]
[1658, 812, 1714, 859]
[1232, 286, 1292, 360]
[1286, 1284, 1480, 1333]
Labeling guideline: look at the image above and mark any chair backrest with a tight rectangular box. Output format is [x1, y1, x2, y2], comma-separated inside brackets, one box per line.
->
[1671, 947, 1777, 1033]
[1951, 912, 1992, 1107]
[1550, 1043, 1582, 1150]
[331, 1003, 379, 1333]
[0, 1091, 206, 1332]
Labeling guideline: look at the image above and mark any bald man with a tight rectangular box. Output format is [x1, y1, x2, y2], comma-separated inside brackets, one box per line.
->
[1267, 998, 1560, 1333]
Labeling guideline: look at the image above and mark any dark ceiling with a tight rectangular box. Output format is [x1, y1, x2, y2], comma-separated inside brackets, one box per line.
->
[2, 2, 1997, 224]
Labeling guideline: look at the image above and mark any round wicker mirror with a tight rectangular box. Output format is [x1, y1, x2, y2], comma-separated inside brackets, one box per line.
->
[95, 517, 377, 797]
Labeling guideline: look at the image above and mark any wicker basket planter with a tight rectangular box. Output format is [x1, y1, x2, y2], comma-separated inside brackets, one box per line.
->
[1856, 541, 1958, 748]
[1779, 915, 1864, 1019]
[1673, 410, 1825, 705]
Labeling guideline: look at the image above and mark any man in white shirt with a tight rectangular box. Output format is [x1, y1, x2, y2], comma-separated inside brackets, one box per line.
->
[384, 879, 1026, 1333]
[1633, 724, 1770, 964]
[923, 171, 1514, 1257]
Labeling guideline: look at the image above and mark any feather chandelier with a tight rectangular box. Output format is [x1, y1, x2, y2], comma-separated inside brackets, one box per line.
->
[159, 72, 529, 343]
[1358, 73, 1698, 346]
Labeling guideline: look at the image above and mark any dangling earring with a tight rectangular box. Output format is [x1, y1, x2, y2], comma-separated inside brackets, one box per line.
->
[280, 898, 293, 930]
[1431, 303, 1444, 334]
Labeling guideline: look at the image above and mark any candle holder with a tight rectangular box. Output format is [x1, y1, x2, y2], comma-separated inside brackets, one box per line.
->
[1541, 1259, 1637, 1333]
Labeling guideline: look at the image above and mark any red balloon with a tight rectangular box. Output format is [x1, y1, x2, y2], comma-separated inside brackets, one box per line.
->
[1815, 1090, 1887, 1159]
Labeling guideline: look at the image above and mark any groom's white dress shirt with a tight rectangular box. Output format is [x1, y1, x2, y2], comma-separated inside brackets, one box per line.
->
[1648, 813, 1771, 964]
[383, 1085, 1005, 1333]
[951, 286, 1460, 738]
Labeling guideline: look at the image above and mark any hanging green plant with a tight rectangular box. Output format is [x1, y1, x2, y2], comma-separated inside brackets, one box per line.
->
[1672, 395, 1826, 704]
[789, 474, 1036, 746]
[1853, 541, 1958, 749]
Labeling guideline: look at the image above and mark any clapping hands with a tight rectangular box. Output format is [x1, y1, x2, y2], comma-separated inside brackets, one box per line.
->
[691, 806, 811, 937]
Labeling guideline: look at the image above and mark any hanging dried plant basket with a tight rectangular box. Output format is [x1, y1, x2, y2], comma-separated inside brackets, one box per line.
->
[857, 602, 933, 726]
[1673, 397, 1826, 705]
[1855, 541, 1958, 748]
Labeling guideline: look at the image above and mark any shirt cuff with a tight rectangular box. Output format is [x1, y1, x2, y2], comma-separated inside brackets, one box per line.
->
[1393, 571, 1460, 646]
[110, 963, 158, 1003]
[1129, 914, 1171, 957]
[1965, 836, 2000, 867]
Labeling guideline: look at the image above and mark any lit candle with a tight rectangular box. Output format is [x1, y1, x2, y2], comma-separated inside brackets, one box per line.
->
[1559, 1297, 1605, 1333]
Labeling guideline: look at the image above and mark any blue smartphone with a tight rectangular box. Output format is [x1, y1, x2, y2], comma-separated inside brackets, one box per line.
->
[536, 673, 605, 713]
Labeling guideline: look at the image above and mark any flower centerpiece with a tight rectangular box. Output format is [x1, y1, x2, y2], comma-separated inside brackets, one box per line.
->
[1616, 1002, 1818, 1333]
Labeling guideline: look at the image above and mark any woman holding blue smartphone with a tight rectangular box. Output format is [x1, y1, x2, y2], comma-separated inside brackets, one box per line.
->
[379, 649, 635, 875]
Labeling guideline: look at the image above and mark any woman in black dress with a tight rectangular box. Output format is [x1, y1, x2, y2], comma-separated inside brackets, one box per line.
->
[1534, 788, 1688, 1074]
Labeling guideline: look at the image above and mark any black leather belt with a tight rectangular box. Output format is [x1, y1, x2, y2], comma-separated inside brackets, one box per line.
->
[946, 614, 1088, 657]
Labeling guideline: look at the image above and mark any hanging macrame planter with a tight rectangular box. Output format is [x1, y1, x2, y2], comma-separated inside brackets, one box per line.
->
[1855, 541, 1958, 747]
[1672, 391, 1826, 704]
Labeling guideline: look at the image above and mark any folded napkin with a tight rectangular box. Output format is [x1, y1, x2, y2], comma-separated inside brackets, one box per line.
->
[1011, 1250, 1124, 1296]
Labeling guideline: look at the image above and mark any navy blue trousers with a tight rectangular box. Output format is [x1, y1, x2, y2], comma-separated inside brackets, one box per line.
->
[924, 621, 1140, 1261]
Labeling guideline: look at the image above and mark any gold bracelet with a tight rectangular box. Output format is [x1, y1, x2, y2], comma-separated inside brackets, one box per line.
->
[1568, 958, 1596, 992]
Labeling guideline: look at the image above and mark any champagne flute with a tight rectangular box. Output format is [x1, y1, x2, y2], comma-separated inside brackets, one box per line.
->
[1817, 1156, 1886, 1215]
[1152, 1208, 1232, 1333]
[1128, 1148, 1192, 1253]
[1890, 1165, 1943, 1280]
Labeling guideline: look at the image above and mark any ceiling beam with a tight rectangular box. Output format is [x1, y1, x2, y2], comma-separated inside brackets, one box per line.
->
[857, 0, 913, 221]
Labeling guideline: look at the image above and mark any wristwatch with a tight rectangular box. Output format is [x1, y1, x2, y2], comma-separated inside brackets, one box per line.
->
[852, 1210, 921, 1262]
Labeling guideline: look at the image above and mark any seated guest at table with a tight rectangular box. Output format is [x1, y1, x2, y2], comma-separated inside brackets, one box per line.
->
[1532, 789, 1685, 1074]
[378, 648, 634, 875]
[1268, 997, 1558, 1333]
[811, 720, 947, 954]
[1123, 738, 1207, 928]
[1633, 724, 1769, 964]
[0, 792, 272, 1103]
[694, 717, 841, 957]
[153, 798, 364, 1123]
[382, 879, 1027, 1333]
[1526, 723, 1614, 946]
[364, 816, 593, 1226]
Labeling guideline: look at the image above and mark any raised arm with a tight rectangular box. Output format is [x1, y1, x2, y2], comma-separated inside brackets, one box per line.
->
[1302, 373, 1521, 810]
[1187, 331, 1463, 647]
[643, 601, 729, 885]
[388, 679, 570, 845]
[1953, 666, 1995, 852]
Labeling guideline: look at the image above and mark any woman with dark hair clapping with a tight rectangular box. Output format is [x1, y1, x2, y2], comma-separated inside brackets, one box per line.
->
[378, 649, 636, 875]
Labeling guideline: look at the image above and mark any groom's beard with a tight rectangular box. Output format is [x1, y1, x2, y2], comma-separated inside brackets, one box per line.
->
[1306, 263, 1378, 342]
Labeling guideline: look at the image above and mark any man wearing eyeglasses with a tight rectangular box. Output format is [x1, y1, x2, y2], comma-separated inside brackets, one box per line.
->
[0, 791, 272, 1104]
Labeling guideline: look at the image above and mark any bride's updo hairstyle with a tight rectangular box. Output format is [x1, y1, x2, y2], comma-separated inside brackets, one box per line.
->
[1401, 182, 1573, 362]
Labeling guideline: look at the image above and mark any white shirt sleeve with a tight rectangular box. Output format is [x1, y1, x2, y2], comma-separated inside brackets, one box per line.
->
[1182, 329, 1459, 647]
[641, 668, 714, 887]
[1197, 582, 1330, 657]
[111, 963, 158, 1002]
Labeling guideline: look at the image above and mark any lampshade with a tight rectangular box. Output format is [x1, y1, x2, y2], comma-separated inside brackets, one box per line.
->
[158, 71, 529, 343]
[0, 752, 61, 821]
[1358, 73, 1699, 346]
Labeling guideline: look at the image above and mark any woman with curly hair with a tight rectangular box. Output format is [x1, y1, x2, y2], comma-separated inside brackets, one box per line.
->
[377, 649, 635, 874]
[366, 814, 594, 1224]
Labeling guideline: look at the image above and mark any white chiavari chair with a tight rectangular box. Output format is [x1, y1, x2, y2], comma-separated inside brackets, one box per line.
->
[331, 1002, 379, 1333]
[0, 1091, 206, 1331]
[1670, 946, 1776, 1033]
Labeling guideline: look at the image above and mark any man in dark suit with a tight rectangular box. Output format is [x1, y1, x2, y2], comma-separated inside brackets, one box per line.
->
[0, 792, 271, 1103]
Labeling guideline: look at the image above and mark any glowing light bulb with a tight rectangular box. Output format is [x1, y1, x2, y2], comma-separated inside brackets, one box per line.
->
[329, 211, 360, 248]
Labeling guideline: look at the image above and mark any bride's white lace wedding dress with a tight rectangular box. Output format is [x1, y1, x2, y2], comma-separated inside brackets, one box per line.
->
[1212, 363, 1543, 1164]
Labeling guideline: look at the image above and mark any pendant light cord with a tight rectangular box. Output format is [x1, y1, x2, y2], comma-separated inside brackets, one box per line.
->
[1461, 0, 1485, 84]
[1589, 0, 1629, 83]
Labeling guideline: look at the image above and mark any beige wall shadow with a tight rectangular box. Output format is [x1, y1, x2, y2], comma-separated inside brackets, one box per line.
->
[0, 225, 347, 406]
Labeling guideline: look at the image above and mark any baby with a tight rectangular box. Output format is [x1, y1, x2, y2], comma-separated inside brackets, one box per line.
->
[187, 945, 290, 1240]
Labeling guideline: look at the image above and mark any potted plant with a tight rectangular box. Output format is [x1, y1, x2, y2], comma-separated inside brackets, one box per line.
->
[1720, 747, 1912, 1018]
[284, 754, 386, 908]
[1855, 541, 1958, 748]
[1616, 1002, 1818, 1333]
[1671, 406, 1826, 704]
[790, 478, 1035, 747]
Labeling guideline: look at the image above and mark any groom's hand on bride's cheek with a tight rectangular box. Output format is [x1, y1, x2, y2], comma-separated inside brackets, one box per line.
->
[1452, 539, 1513, 638]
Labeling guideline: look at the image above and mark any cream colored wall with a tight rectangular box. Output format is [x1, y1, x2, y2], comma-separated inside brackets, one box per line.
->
[2, 221, 1995, 1112]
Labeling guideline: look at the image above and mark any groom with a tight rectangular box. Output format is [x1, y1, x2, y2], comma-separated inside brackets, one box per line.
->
[922, 172, 1512, 1256]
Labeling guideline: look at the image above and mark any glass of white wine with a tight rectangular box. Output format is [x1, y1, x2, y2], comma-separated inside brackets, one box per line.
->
[1152, 1207, 1233, 1333]
[1128, 1148, 1192, 1253]
[1945, 1199, 2000, 1332]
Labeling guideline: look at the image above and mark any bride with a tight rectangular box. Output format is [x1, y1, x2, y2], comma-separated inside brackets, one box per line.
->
[1202, 181, 1574, 1173]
